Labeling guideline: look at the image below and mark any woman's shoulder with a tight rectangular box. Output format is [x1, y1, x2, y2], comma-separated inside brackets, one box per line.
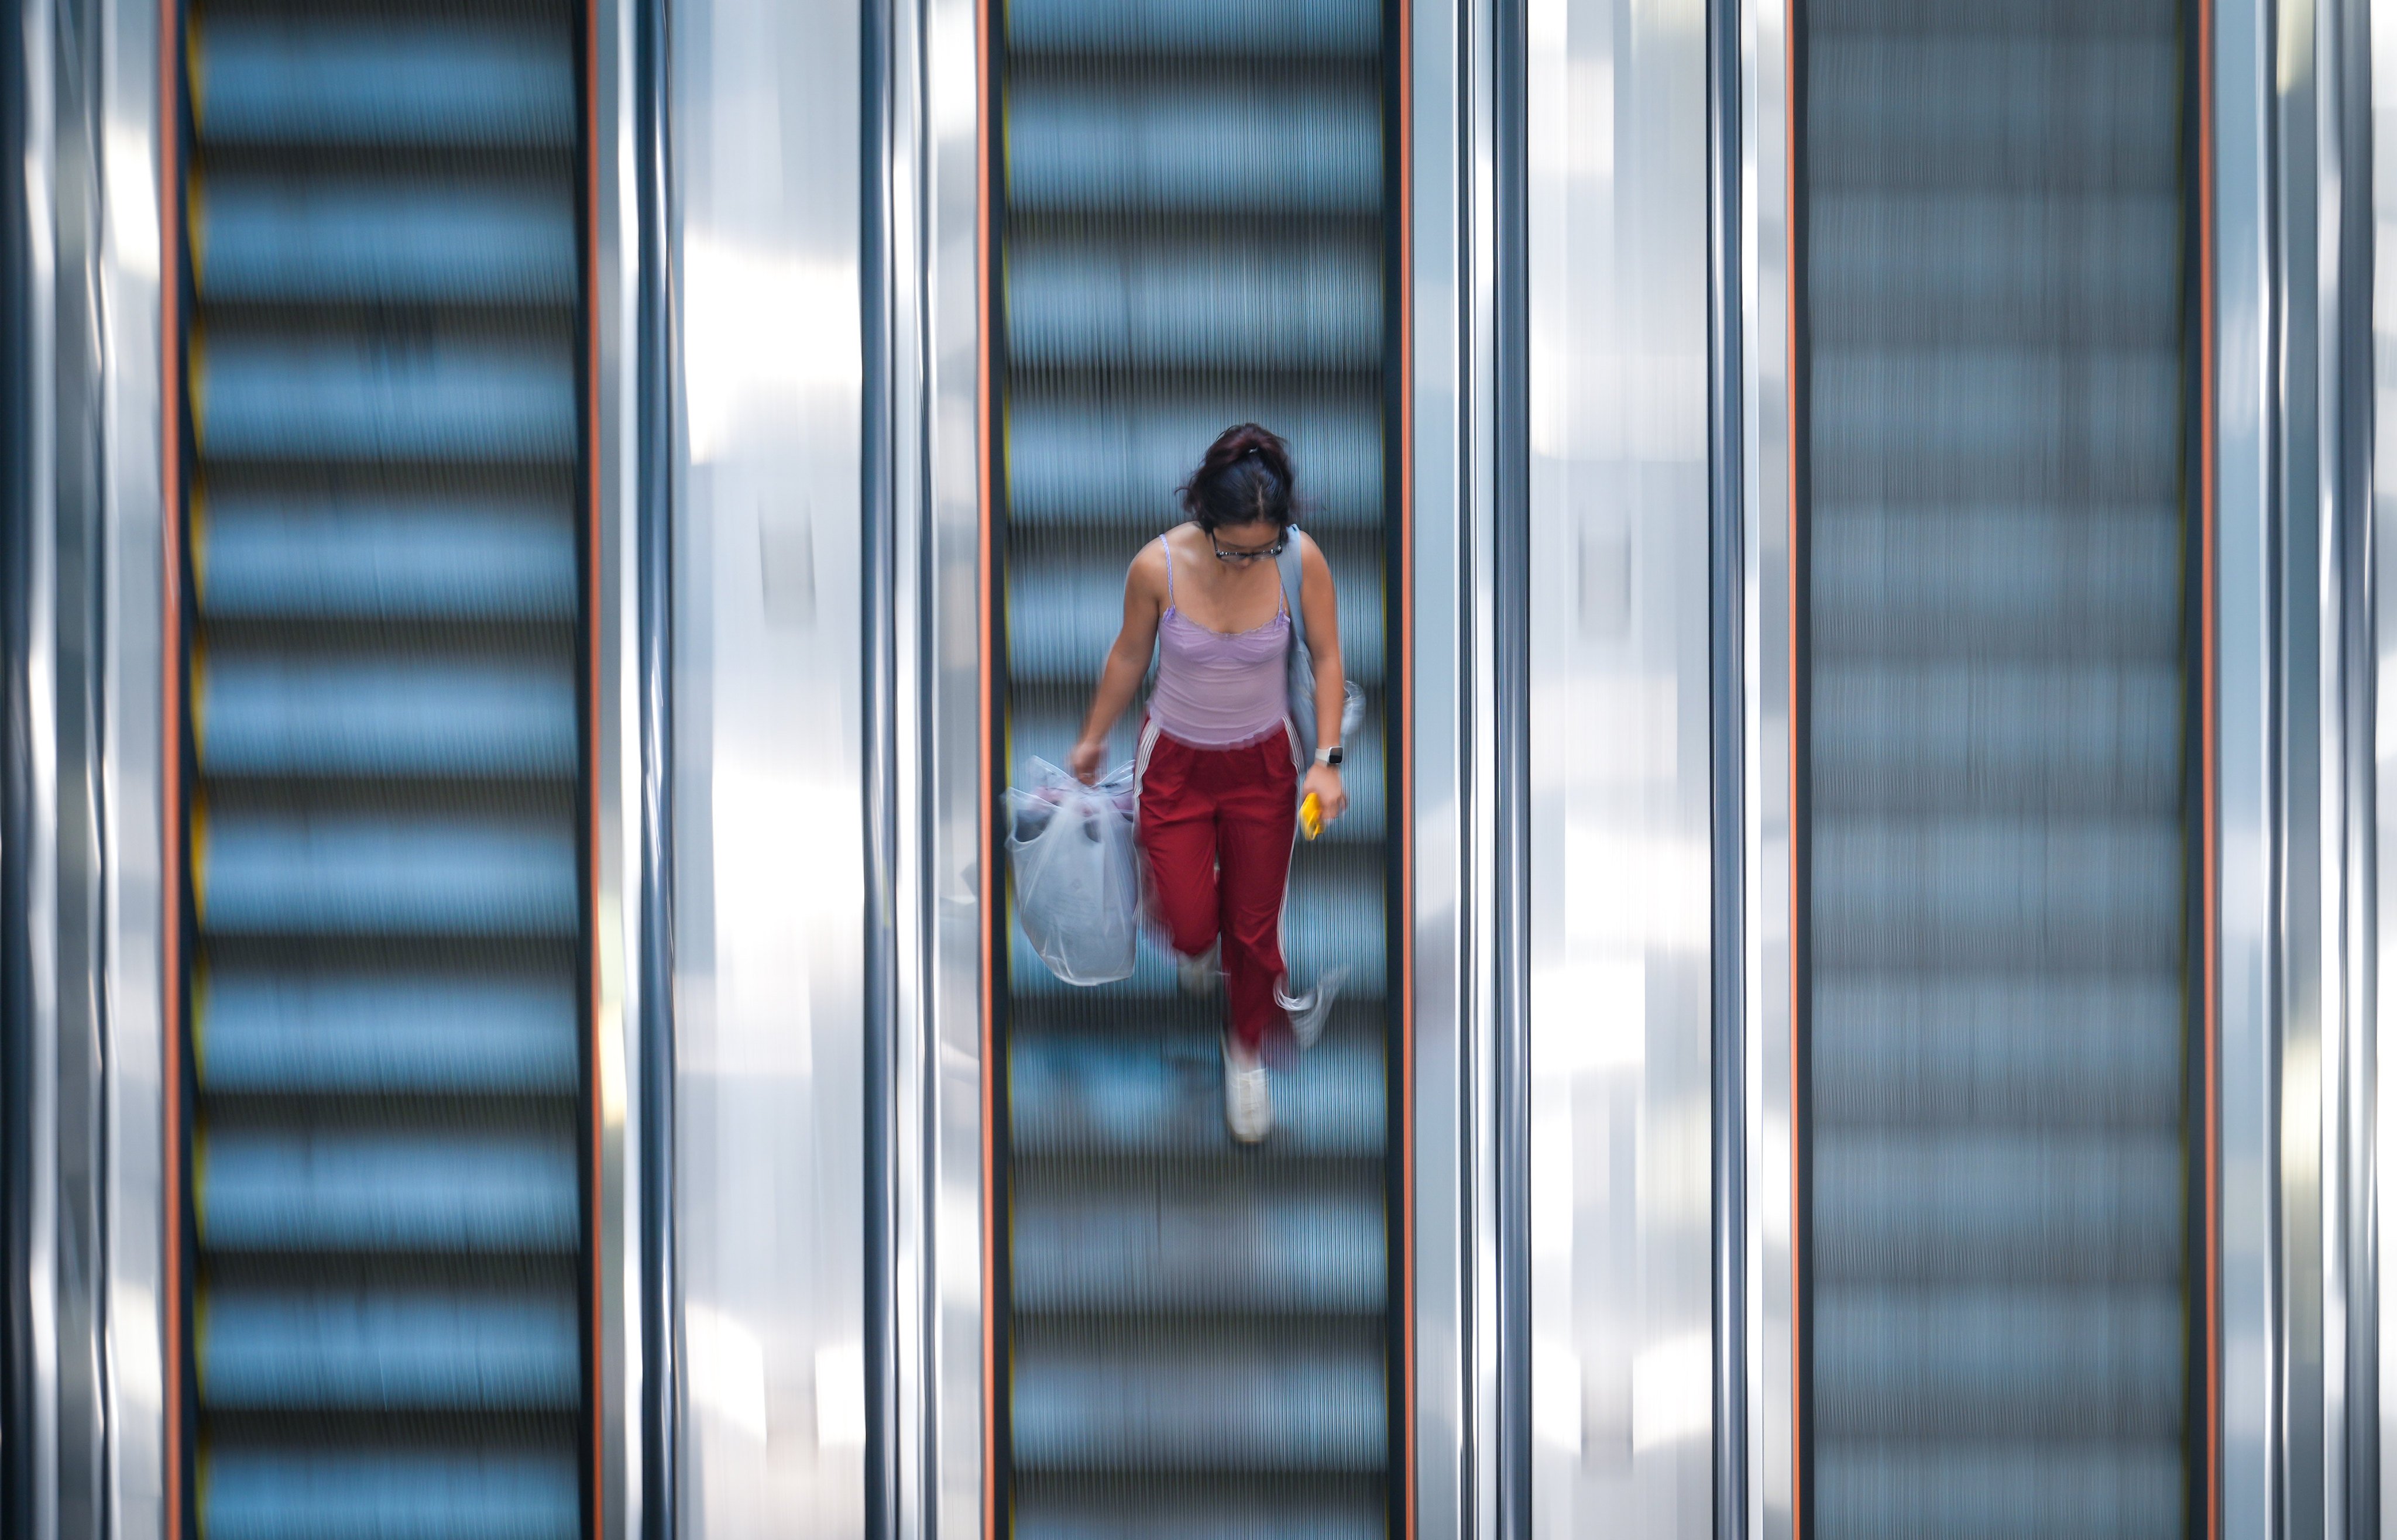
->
[1293, 525, 1331, 577]
[1143, 522, 1207, 568]
[1125, 531, 1176, 591]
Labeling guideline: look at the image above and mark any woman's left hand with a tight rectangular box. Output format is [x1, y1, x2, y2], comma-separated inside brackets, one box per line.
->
[1303, 764, 1347, 824]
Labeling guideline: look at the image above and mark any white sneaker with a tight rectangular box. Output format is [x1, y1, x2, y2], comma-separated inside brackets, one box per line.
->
[1222, 1035, 1272, 1143]
[1178, 940, 1221, 997]
[1277, 967, 1348, 1051]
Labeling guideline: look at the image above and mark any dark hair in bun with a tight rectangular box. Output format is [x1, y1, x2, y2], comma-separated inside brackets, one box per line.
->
[1179, 423, 1294, 534]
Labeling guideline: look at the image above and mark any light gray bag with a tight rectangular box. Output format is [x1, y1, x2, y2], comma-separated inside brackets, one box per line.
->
[1276, 527, 1365, 755]
[1005, 757, 1141, 986]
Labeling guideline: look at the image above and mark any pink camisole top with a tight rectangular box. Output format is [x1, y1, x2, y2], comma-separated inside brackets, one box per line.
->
[1146, 534, 1291, 749]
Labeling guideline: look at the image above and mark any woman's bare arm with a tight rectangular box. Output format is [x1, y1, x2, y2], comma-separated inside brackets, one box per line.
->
[1068, 543, 1167, 782]
[1297, 534, 1349, 819]
[1297, 534, 1345, 752]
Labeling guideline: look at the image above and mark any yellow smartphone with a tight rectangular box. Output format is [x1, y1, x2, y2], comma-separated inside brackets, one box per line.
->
[1299, 792, 1323, 840]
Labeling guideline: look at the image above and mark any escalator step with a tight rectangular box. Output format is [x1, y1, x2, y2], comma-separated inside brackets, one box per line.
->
[180, 1, 591, 1534]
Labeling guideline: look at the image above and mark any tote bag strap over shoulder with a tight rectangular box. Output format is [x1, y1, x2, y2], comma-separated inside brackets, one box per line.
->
[1277, 527, 1317, 752]
[1275, 526, 1306, 618]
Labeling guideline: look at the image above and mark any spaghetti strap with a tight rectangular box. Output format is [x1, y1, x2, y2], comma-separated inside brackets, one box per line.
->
[1160, 534, 1176, 607]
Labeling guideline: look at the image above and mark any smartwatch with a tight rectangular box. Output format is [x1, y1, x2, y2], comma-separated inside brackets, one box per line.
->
[1314, 746, 1344, 767]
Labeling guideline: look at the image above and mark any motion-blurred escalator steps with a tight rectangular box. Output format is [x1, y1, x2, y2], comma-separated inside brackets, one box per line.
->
[1802, 4, 2193, 1536]
[183, 3, 589, 1536]
[995, 0, 1397, 1535]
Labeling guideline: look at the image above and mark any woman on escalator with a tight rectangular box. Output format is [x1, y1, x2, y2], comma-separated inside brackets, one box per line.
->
[1068, 423, 1349, 1144]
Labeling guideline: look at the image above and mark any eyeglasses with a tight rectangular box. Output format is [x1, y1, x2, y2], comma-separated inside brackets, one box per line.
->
[1211, 535, 1288, 565]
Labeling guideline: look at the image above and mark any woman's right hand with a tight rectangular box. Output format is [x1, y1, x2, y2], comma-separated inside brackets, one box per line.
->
[1067, 737, 1107, 785]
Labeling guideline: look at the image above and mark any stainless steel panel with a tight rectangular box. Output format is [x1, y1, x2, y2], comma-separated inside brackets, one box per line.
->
[2375, 1, 2397, 1524]
[595, 0, 645, 1532]
[1523, 0, 1713, 1535]
[668, 0, 868, 1529]
[2324, 0, 2379, 1528]
[2218, 0, 2278, 1531]
[2280, 0, 2381, 1530]
[1414, 0, 1492, 1529]
[1706, 0, 1748, 1531]
[874, 0, 981, 1524]
[893, 0, 984, 1524]
[2279, 0, 2337, 1525]
[1739, 0, 1794, 1531]
[9, 0, 63, 1529]
[876, 0, 946, 1529]
[98, 0, 168, 1529]
[32, 0, 120, 1528]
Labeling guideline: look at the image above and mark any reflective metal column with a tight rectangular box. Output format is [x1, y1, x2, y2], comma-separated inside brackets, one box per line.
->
[668, 0, 871, 1528]
[1523, 0, 1716, 1534]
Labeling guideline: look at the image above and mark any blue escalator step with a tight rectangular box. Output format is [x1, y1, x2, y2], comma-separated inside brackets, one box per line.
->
[1011, 1160, 1386, 1312]
[198, 651, 577, 778]
[200, 495, 577, 621]
[1006, 81, 1382, 213]
[200, 811, 579, 936]
[1810, 504, 2183, 658]
[202, 1287, 582, 1408]
[196, 22, 576, 148]
[1007, 0, 1380, 57]
[202, 1449, 581, 1540]
[200, 970, 579, 1095]
[1006, 235, 1383, 369]
[1809, 974, 2184, 1126]
[201, 178, 576, 304]
[1809, 1129, 2185, 1284]
[1012, 1478, 1386, 1540]
[198, 334, 577, 463]
[1011, 1318, 1388, 1473]
[1811, 1445, 2183, 1540]
[199, 1129, 582, 1253]
[1809, 816, 2184, 969]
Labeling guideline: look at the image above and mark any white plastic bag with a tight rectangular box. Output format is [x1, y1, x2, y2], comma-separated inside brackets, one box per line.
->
[1006, 757, 1141, 986]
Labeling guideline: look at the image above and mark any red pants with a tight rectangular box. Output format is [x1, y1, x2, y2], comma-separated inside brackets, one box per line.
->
[1135, 721, 1298, 1052]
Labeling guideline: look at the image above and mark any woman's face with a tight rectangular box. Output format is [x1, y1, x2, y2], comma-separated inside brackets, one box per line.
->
[1208, 519, 1284, 565]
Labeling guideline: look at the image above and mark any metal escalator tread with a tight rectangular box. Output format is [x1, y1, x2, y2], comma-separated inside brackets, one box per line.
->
[180, 2, 590, 1536]
[1799, 3, 2195, 1536]
[994, 0, 1398, 1534]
